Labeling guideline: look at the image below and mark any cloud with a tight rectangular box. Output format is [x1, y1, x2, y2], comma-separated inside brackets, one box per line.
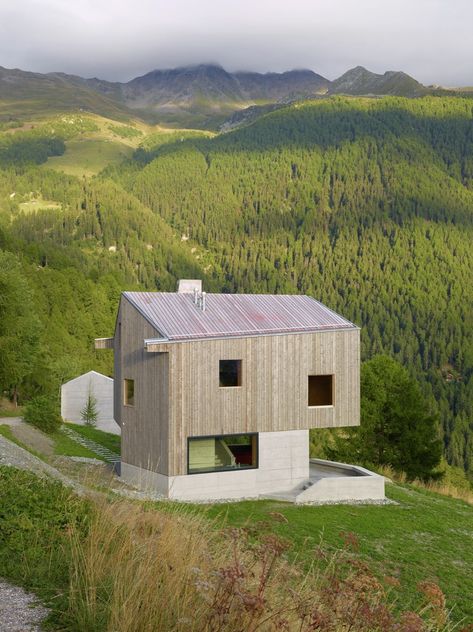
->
[0, 0, 472, 85]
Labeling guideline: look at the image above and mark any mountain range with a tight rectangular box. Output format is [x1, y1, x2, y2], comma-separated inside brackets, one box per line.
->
[0, 63, 430, 128]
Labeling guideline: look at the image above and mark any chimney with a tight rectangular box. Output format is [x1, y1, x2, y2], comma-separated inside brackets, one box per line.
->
[177, 279, 202, 294]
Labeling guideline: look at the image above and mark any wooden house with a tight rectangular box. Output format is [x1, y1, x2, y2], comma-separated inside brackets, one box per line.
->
[96, 280, 360, 501]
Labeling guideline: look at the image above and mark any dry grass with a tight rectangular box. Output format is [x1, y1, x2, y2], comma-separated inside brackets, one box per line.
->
[378, 465, 473, 506]
[66, 496, 454, 632]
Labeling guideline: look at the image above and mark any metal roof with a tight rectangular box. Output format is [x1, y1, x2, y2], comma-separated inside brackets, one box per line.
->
[123, 291, 357, 342]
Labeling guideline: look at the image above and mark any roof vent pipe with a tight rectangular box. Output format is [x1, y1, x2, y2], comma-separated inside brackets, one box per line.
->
[201, 292, 206, 312]
[193, 287, 199, 304]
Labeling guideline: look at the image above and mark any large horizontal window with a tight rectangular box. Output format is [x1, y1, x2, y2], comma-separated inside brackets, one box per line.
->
[188, 433, 258, 474]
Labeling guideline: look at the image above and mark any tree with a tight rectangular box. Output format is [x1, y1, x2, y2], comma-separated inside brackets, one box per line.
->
[328, 355, 442, 481]
[23, 395, 62, 433]
[0, 251, 41, 404]
[81, 390, 98, 427]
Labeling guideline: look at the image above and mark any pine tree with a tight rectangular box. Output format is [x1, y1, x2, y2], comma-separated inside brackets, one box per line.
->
[81, 391, 98, 427]
[328, 355, 443, 481]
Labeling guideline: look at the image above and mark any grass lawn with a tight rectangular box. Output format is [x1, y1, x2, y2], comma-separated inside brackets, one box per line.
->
[203, 483, 473, 623]
[64, 422, 120, 454]
[51, 430, 100, 460]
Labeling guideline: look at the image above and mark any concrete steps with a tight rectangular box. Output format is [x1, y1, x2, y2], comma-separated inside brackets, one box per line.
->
[261, 460, 385, 504]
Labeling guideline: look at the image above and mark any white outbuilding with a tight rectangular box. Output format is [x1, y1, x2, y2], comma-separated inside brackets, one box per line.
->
[61, 370, 120, 435]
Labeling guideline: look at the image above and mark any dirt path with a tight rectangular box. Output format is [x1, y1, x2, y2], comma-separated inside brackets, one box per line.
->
[0, 580, 49, 631]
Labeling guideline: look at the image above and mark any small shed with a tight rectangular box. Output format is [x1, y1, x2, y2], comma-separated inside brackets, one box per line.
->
[61, 370, 119, 435]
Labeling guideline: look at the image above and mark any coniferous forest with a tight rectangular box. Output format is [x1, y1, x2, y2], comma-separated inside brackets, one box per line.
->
[0, 95, 472, 479]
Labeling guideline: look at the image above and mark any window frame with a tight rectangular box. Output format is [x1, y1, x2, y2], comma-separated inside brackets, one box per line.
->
[187, 432, 258, 475]
[307, 374, 334, 408]
[123, 378, 135, 407]
[219, 359, 243, 388]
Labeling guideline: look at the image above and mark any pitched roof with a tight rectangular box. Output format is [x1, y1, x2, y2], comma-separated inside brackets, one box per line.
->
[123, 291, 357, 342]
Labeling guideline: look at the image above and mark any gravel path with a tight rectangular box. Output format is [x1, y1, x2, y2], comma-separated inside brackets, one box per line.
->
[11, 423, 55, 456]
[0, 434, 86, 494]
[0, 580, 49, 631]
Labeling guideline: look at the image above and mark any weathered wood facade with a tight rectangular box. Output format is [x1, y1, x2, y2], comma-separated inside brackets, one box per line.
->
[111, 294, 360, 478]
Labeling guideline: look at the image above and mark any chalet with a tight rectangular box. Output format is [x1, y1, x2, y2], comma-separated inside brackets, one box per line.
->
[95, 280, 370, 502]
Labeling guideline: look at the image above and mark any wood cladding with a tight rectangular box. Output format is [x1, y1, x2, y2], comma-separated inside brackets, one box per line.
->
[94, 337, 114, 349]
[116, 298, 169, 476]
[117, 296, 360, 477]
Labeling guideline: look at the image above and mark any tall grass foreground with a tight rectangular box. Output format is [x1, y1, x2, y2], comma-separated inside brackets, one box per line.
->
[67, 498, 452, 632]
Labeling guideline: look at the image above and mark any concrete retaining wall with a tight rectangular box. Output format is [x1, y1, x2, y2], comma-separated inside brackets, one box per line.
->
[295, 459, 385, 503]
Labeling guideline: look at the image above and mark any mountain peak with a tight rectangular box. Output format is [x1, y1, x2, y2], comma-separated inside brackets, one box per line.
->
[331, 66, 426, 96]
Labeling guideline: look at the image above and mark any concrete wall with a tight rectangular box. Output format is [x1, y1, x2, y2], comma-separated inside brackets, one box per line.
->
[295, 459, 385, 503]
[121, 429, 309, 501]
[61, 371, 120, 435]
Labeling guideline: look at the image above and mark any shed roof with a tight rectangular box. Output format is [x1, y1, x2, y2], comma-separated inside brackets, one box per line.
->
[123, 291, 357, 342]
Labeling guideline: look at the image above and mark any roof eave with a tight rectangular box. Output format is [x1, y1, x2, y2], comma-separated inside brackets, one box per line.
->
[144, 325, 359, 350]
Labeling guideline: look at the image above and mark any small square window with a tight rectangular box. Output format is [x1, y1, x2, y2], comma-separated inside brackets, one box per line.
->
[124, 379, 135, 406]
[308, 375, 333, 407]
[219, 360, 242, 387]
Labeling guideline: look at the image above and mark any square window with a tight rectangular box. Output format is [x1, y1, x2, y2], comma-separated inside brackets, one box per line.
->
[308, 375, 333, 407]
[124, 379, 135, 406]
[219, 360, 242, 387]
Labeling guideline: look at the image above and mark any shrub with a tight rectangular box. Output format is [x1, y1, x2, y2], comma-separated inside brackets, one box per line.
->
[23, 395, 62, 433]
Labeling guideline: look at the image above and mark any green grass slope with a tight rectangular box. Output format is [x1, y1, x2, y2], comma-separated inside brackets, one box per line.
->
[0, 67, 135, 123]
[205, 484, 473, 623]
[0, 466, 472, 626]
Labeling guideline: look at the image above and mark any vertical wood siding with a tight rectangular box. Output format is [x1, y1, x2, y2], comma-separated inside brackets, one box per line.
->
[118, 297, 170, 475]
[119, 298, 359, 478]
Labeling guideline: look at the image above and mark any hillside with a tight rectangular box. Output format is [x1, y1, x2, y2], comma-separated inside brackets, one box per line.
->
[0, 67, 135, 122]
[1, 459, 472, 627]
[106, 96, 473, 480]
[0, 95, 472, 482]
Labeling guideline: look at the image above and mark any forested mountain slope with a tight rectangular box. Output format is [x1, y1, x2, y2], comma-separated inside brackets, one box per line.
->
[0, 95, 472, 480]
[106, 96, 473, 478]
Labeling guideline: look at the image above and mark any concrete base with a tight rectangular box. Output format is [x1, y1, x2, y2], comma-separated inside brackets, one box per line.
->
[263, 459, 385, 503]
[120, 438, 385, 504]
[121, 430, 309, 501]
[296, 459, 385, 503]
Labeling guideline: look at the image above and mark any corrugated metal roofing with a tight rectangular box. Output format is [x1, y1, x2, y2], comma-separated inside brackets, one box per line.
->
[123, 291, 357, 342]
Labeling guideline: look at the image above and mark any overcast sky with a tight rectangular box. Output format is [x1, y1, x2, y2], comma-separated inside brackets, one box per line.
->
[1, 0, 472, 85]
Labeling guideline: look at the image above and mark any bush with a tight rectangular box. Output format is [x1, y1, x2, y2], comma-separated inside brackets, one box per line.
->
[23, 395, 62, 433]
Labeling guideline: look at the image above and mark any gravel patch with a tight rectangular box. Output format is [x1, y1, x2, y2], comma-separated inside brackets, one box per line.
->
[11, 423, 55, 456]
[68, 456, 104, 465]
[0, 580, 49, 631]
[0, 435, 87, 494]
